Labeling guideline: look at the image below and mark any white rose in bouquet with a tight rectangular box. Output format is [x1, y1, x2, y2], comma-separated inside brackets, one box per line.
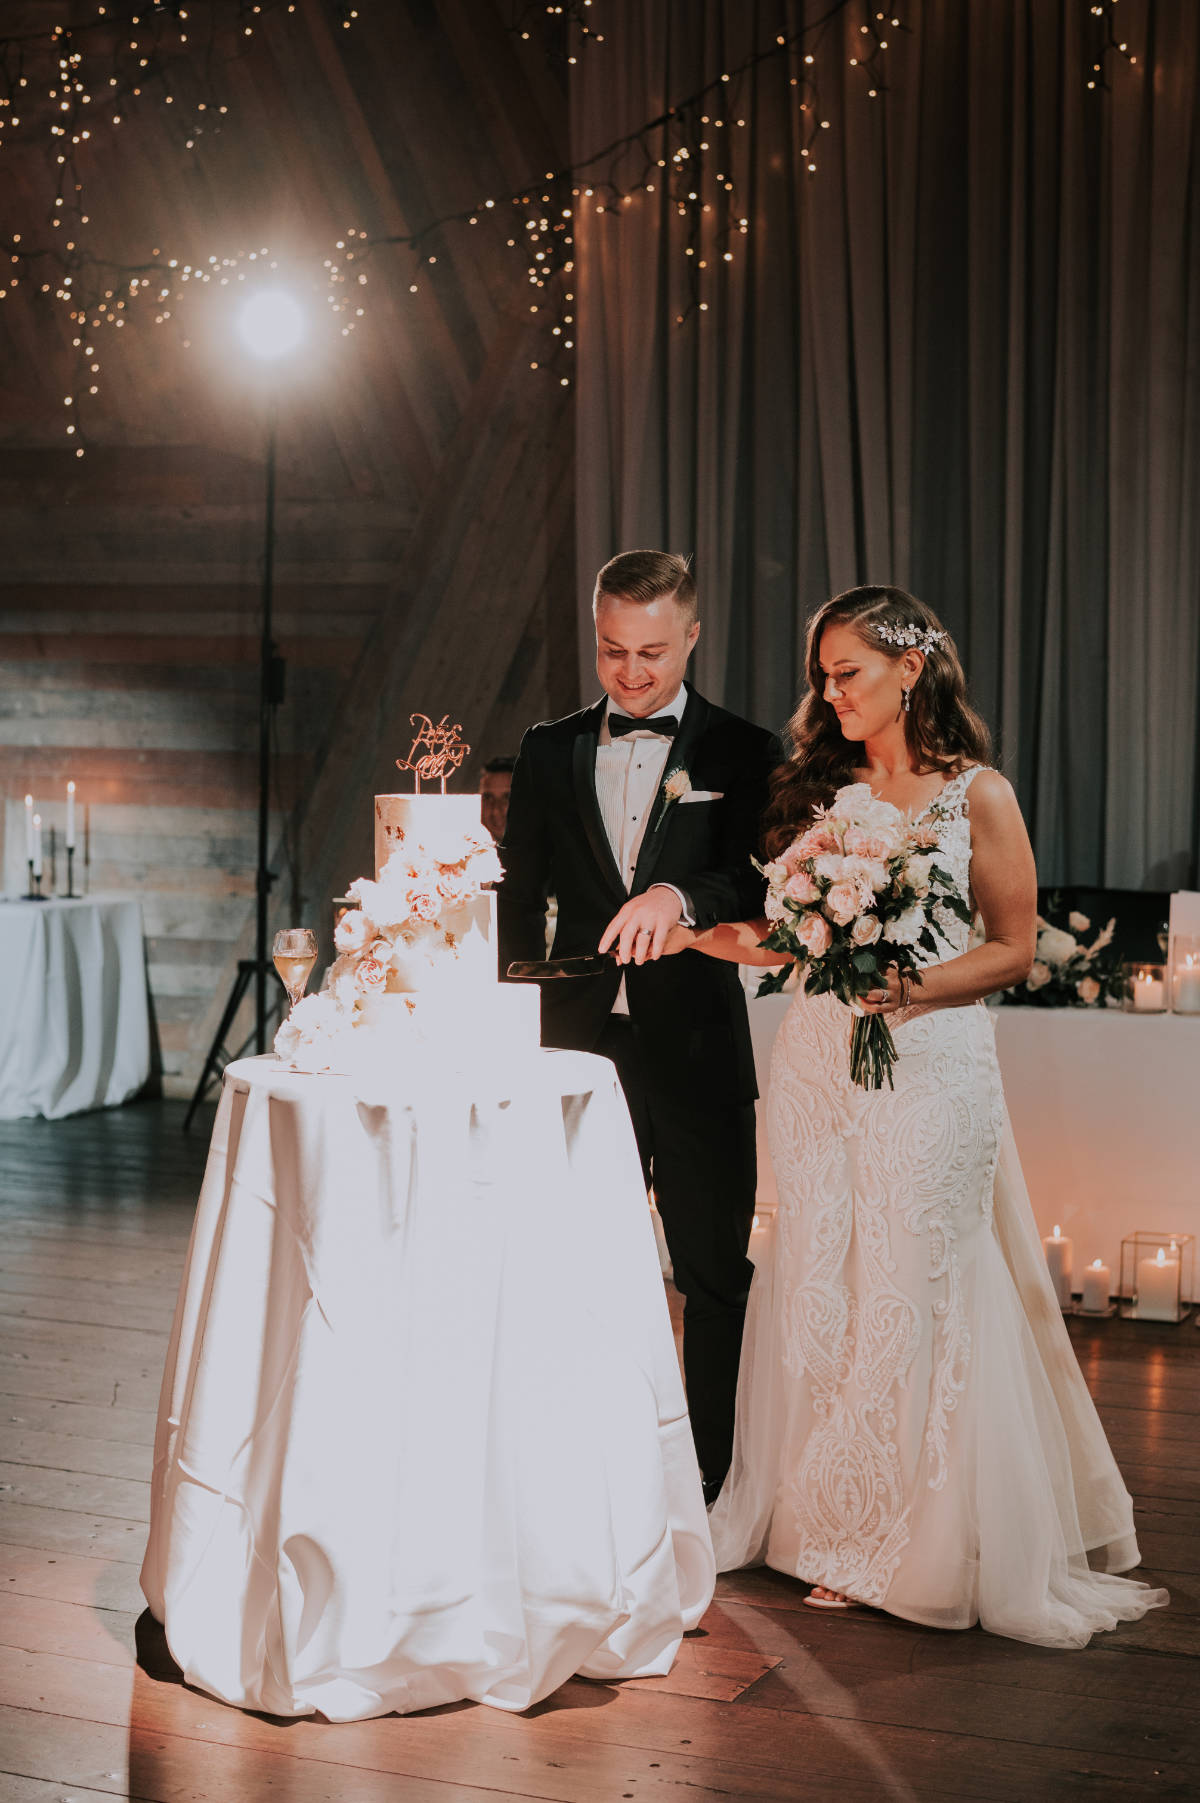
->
[1026, 960, 1052, 990]
[903, 853, 934, 899]
[885, 905, 926, 948]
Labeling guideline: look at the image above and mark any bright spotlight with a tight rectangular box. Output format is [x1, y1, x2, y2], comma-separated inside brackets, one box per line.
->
[237, 289, 305, 360]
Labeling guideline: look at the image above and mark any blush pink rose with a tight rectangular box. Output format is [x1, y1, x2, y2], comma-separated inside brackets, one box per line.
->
[910, 823, 940, 850]
[795, 913, 833, 959]
[355, 955, 387, 991]
[783, 871, 819, 905]
[844, 828, 893, 861]
[407, 889, 441, 923]
[795, 825, 839, 859]
[824, 881, 861, 926]
[851, 914, 882, 946]
[1076, 976, 1101, 1004]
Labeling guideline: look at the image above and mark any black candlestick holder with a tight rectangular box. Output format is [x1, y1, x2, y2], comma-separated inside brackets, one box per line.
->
[65, 846, 77, 899]
[25, 862, 46, 900]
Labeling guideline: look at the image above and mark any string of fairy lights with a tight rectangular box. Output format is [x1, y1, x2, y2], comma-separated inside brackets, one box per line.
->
[0, 1, 1144, 455]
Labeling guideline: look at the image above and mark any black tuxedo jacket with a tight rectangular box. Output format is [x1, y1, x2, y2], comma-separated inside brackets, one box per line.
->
[497, 684, 780, 1104]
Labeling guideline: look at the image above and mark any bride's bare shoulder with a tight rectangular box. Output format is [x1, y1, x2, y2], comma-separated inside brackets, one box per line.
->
[964, 768, 1027, 831]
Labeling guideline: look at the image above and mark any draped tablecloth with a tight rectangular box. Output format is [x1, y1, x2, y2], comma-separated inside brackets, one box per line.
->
[140, 1051, 715, 1721]
[0, 895, 150, 1120]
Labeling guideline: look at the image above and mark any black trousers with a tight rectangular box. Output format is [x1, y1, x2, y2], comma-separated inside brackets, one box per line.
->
[595, 1015, 757, 1486]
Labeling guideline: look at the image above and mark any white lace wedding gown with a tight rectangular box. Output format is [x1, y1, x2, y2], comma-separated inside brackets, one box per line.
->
[708, 766, 1168, 1647]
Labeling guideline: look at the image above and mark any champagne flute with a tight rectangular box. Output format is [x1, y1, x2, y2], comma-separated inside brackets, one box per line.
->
[273, 928, 318, 1020]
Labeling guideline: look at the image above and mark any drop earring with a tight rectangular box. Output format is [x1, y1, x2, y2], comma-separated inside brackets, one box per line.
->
[902, 688, 912, 714]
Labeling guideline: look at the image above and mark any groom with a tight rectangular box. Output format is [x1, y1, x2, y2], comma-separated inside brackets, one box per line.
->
[498, 550, 779, 1498]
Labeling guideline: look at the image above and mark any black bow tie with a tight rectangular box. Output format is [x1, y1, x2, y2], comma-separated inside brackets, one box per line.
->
[607, 712, 679, 739]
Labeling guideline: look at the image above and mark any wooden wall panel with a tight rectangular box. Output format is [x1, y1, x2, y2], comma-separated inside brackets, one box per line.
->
[0, 2, 578, 1098]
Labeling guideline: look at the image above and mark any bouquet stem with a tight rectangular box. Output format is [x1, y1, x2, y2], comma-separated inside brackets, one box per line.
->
[849, 1013, 898, 1091]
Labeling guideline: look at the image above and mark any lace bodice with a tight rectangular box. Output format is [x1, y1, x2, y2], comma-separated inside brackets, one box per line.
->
[915, 764, 985, 963]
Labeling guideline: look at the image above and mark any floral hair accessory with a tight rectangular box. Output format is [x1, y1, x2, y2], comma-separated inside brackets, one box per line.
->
[873, 621, 947, 656]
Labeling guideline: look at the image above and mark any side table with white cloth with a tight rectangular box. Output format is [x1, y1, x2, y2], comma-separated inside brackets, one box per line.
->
[748, 992, 1200, 1299]
[0, 895, 151, 1120]
[140, 1049, 715, 1722]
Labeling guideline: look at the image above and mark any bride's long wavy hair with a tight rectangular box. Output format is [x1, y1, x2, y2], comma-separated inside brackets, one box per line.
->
[763, 585, 991, 858]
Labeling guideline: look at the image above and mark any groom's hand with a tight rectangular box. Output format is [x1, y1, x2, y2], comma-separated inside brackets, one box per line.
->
[599, 887, 683, 965]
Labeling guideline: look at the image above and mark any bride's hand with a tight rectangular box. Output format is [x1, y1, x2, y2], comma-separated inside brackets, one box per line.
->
[662, 923, 697, 956]
[861, 967, 914, 1015]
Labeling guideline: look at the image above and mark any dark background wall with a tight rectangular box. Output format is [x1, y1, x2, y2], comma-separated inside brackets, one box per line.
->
[0, 0, 577, 1096]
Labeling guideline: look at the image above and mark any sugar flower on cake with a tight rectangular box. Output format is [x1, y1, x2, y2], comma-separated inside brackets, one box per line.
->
[355, 954, 388, 992]
[274, 992, 350, 1072]
[334, 908, 374, 954]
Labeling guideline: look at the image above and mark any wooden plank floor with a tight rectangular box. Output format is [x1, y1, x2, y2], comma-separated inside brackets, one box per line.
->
[0, 1100, 1197, 1803]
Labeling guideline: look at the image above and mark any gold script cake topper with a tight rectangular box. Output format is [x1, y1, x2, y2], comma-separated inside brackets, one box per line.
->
[396, 714, 470, 793]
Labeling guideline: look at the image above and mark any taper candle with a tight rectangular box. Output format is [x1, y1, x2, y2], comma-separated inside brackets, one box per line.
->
[32, 812, 43, 880]
[66, 780, 76, 850]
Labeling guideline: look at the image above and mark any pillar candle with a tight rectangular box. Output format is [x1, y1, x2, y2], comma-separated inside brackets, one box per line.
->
[1173, 954, 1200, 1014]
[66, 780, 76, 850]
[1132, 969, 1165, 1011]
[1080, 1258, 1111, 1313]
[1043, 1223, 1073, 1308]
[32, 813, 43, 879]
[24, 793, 33, 861]
[1136, 1247, 1180, 1322]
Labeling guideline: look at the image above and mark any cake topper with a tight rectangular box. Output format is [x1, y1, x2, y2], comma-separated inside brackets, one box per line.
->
[396, 713, 470, 793]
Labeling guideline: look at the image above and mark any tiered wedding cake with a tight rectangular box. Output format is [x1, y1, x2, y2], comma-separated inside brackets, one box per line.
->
[274, 787, 540, 1074]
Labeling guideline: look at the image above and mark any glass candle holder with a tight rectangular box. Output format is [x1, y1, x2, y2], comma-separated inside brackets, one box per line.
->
[1120, 1232, 1194, 1323]
[1170, 935, 1200, 1014]
[1125, 963, 1167, 1013]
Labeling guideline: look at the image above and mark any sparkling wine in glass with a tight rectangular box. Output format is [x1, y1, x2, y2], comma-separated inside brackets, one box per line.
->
[273, 928, 318, 1018]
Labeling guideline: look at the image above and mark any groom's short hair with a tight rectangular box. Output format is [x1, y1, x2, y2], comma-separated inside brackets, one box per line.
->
[594, 550, 698, 625]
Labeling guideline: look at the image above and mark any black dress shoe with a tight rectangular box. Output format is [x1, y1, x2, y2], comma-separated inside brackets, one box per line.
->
[702, 1476, 725, 1508]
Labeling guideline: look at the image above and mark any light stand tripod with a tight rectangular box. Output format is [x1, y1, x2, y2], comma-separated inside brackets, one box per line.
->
[184, 400, 288, 1130]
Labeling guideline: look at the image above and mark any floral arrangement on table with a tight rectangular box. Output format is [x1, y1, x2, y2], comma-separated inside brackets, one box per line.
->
[273, 827, 502, 1071]
[755, 782, 972, 1089]
[1001, 897, 1129, 1009]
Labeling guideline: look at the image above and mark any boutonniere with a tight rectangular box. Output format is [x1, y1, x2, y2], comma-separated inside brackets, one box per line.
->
[652, 765, 691, 831]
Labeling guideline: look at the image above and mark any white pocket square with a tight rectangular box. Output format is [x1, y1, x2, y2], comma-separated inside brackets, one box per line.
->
[680, 789, 723, 803]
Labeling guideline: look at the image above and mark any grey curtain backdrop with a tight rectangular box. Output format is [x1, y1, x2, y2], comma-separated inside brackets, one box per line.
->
[572, 0, 1200, 888]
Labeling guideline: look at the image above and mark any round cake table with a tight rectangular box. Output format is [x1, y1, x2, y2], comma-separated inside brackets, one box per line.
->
[140, 1051, 715, 1721]
[0, 894, 151, 1120]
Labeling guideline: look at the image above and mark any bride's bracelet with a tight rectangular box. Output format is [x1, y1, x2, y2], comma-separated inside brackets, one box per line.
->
[898, 972, 913, 1009]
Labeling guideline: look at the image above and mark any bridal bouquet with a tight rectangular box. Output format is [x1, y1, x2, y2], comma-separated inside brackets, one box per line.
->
[755, 783, 972, 1089]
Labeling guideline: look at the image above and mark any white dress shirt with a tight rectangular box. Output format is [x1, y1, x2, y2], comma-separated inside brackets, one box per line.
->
[595, 686, 691, 1014]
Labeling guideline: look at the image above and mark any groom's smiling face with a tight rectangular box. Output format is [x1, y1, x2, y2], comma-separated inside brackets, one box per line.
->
[595, 593, 700, 718]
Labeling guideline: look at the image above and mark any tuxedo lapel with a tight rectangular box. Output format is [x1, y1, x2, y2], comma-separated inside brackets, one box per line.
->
[571, 703, 627, 900]
[630, 684, 710, 894]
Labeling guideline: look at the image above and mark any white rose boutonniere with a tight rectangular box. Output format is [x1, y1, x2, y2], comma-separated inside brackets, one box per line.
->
[652, 766, 691, 831]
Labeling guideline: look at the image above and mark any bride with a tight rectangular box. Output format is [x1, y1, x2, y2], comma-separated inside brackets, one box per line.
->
[661, 584, 1168, 1648]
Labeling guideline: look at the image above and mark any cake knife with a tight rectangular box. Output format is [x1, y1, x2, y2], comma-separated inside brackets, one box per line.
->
[506, 953, 615, 980]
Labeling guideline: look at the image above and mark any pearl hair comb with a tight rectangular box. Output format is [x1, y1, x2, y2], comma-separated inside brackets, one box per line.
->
[873, 621, 947, 656]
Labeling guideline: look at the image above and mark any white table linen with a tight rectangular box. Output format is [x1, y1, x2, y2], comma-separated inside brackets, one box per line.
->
[749, 994, 1200, 1299]
[0, 895, 150, 1120]
[141, 1051, 715, 1721]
